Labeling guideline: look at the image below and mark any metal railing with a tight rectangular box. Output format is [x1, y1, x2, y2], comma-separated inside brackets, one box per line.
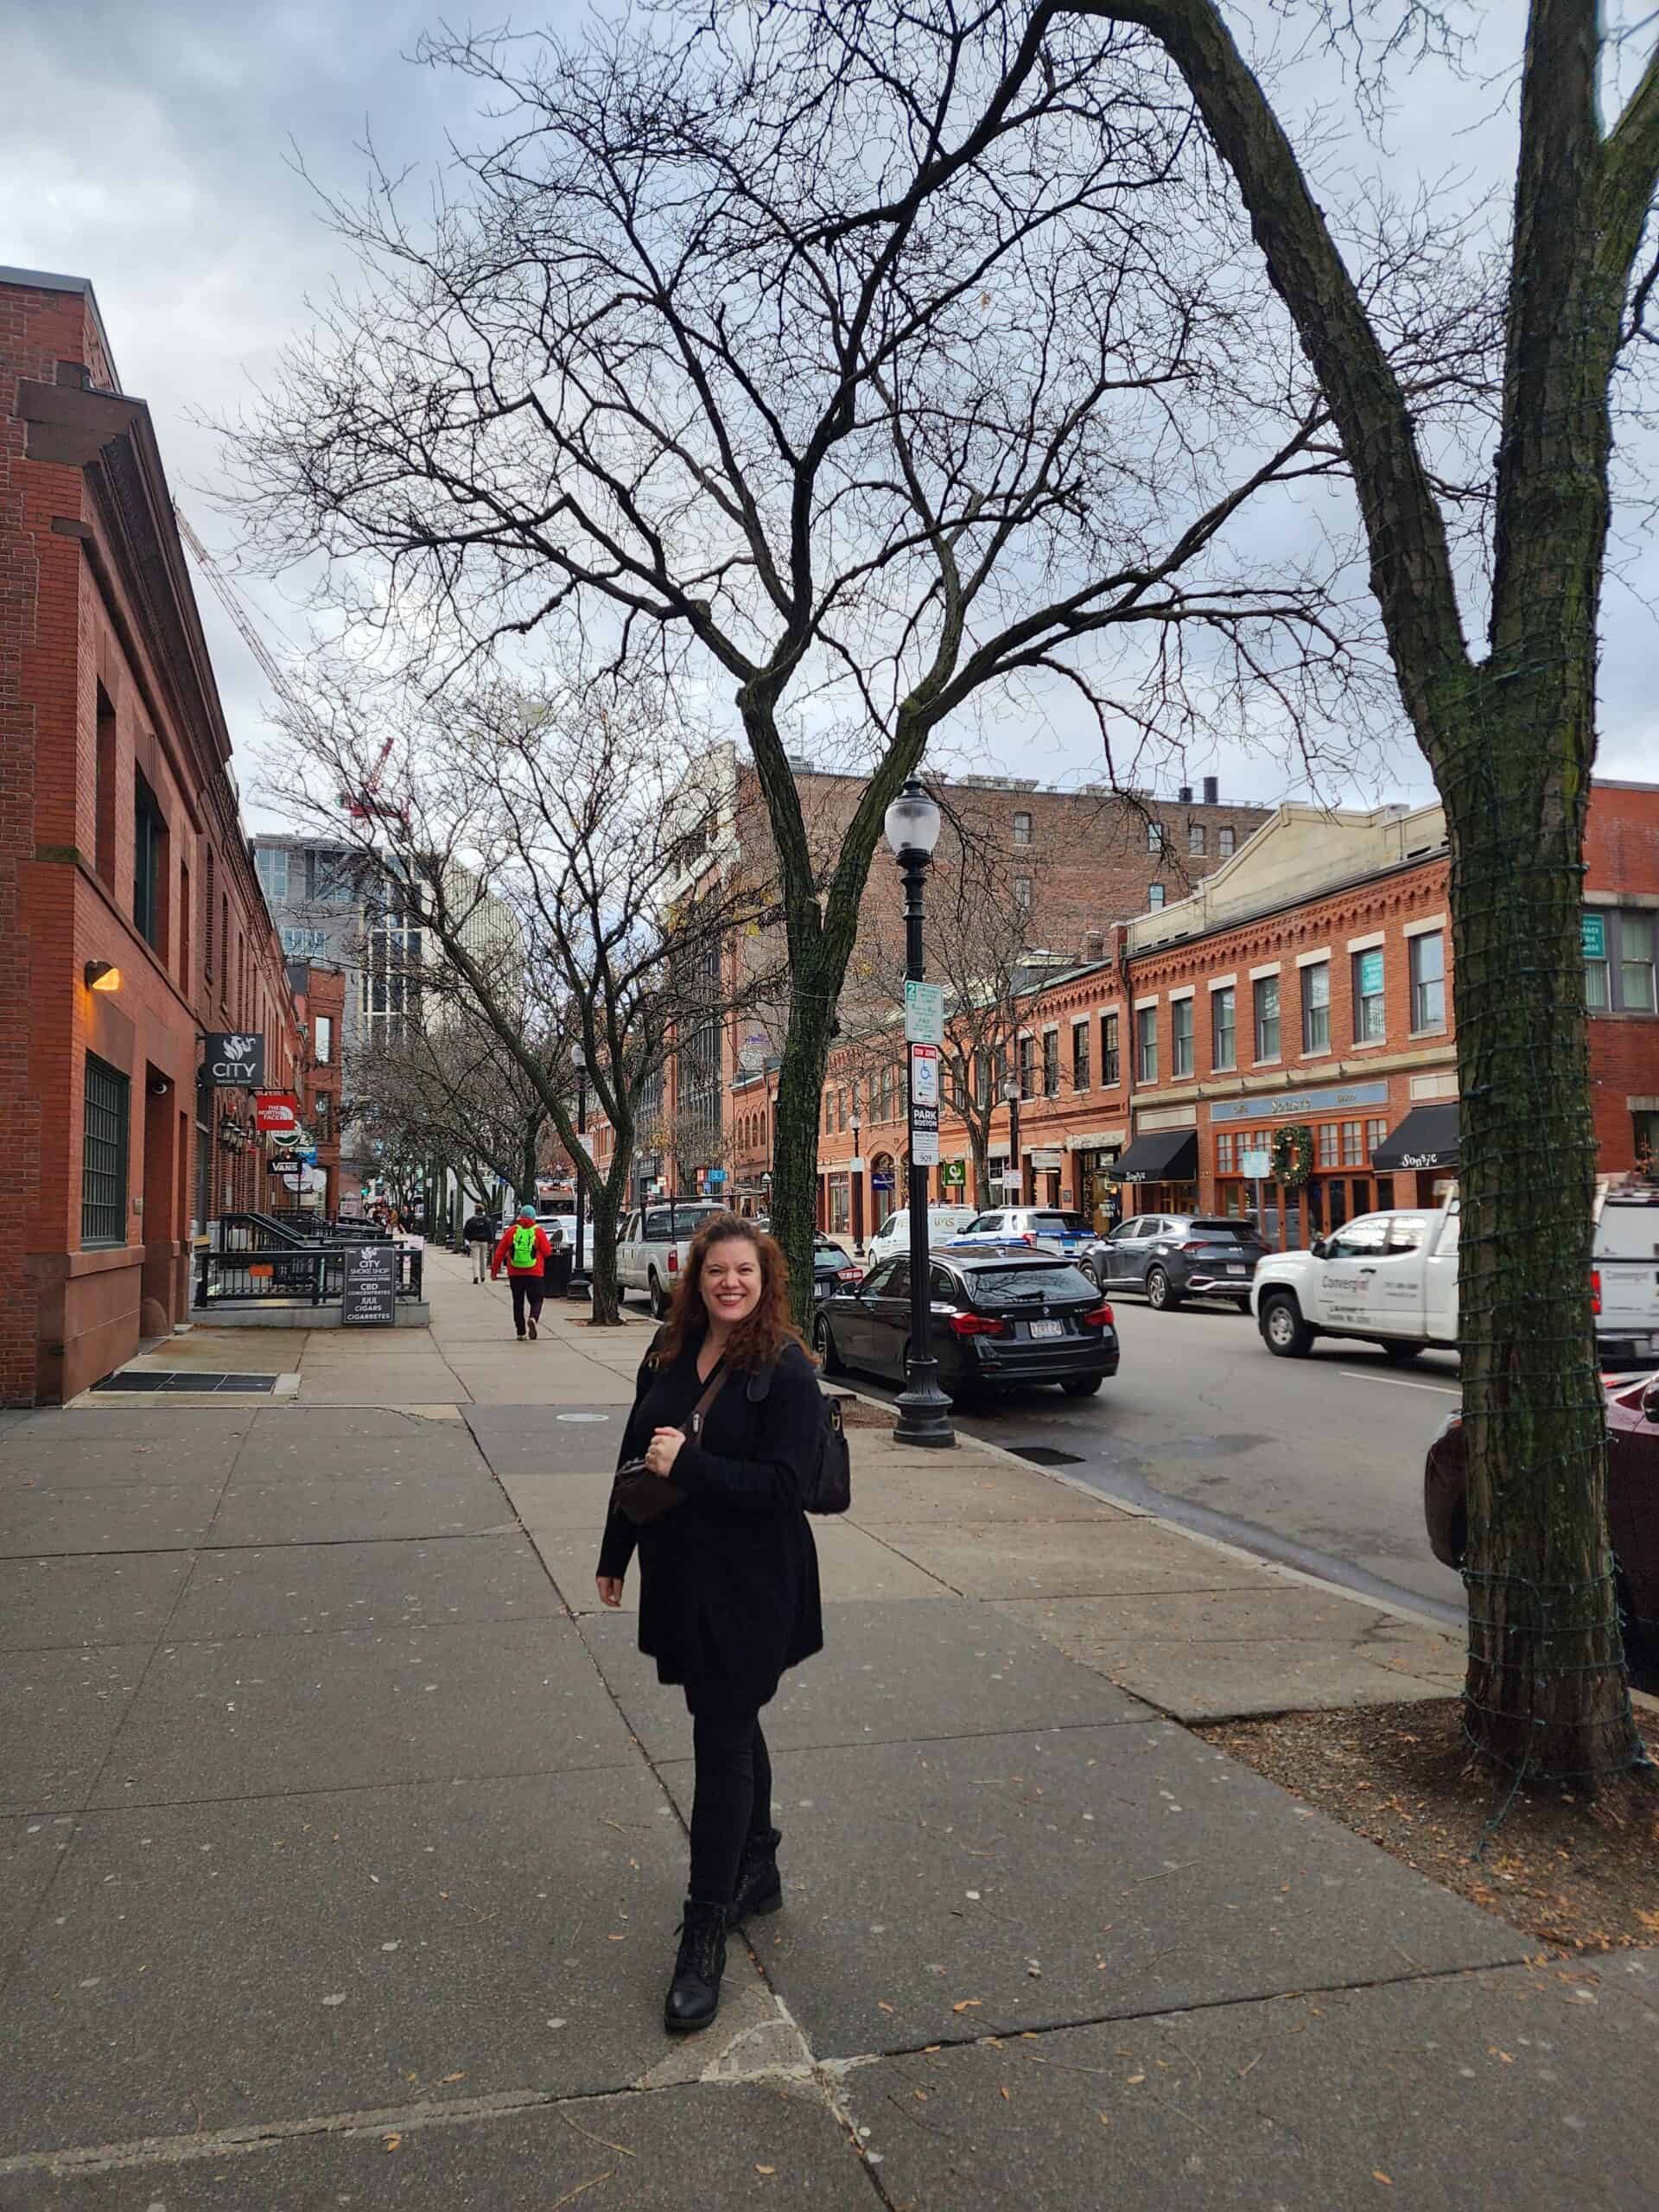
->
[194, 1244, 423, 1309]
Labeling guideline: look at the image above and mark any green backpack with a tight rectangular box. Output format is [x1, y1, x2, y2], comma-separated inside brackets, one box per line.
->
[511, 1224, 537, 1268]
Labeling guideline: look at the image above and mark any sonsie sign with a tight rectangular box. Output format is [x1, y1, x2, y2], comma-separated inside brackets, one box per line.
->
[203, 1033, 265, 1087]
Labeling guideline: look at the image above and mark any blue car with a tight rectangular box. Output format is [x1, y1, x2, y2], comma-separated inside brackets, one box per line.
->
[942, 1207, 1097, 1262]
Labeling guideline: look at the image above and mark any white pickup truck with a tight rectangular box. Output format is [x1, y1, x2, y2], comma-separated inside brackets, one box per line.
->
[1251, 1198, 1459, 1363]
[615, 1198, 730, 1317]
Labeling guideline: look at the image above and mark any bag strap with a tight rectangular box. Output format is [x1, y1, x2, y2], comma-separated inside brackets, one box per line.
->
[687, 1362, 729, 1439]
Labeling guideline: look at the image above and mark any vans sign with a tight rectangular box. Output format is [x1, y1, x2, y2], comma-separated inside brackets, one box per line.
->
[204, 1033, 265, 1087]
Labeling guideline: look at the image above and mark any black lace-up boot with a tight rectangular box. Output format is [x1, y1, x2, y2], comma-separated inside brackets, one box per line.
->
[727, 1827, 783, 1927]
[663, 1897, 728, 2033]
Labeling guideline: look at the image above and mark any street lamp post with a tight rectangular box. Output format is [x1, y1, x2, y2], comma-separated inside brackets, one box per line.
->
[1002, 1071, 1022, 1205]
[849, 1103, 862, 1251]
[569, 1045, 590, 1298]
[884, 778, 955, 1450]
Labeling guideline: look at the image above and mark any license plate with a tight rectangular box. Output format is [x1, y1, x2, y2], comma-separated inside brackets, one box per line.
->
[1029, 1319, 1064, 1339]
[1226, 1265, 1246, 1275]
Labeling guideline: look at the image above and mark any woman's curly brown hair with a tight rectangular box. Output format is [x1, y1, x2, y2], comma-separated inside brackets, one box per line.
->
[651, 1214, 816, 1373]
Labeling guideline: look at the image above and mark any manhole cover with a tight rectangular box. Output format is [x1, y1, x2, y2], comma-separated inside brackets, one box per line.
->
[91, 1371, 277, 1395]
[1009, 1445, 1086, 1468]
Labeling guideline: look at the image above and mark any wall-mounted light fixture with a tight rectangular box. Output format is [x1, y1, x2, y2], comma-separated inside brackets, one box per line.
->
[85, 960, 121, 992]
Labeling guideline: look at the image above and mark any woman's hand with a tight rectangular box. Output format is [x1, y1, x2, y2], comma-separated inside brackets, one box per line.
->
[645, 1426, 686, 1478]
[595, 1575, 625, 1608]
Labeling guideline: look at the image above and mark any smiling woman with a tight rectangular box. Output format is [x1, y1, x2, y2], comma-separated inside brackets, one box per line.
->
[595, 1216, 823, 2036]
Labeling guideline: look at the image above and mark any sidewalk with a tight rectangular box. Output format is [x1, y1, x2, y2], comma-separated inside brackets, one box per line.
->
[3, 1246, 1655, 2208]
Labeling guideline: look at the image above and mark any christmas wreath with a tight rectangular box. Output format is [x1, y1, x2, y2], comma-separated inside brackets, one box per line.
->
[1271, 1122, 1315, 1189]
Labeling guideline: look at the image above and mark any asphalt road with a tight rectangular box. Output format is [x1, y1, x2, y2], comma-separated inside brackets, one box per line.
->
[831, 1287, 1469, 1628]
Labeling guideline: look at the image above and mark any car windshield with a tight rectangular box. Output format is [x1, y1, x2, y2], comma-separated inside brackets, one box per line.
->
[1032, 1213, 1089, 1233]
[969, 1263, 1099, 1301]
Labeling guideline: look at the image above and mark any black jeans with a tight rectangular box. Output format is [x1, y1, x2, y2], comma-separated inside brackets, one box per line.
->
[508, 1275, 544, 1333]
[687, 1703, 773, 1904]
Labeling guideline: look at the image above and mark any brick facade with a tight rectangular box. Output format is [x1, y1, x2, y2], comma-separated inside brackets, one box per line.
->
[2, 270, 302, 1402]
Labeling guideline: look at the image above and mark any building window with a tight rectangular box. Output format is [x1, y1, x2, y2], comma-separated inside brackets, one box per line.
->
[314, 1093, 331, 1136]
[1211, 986, 1236, 1071]
[1620, 912, 1656, 1012]
[1147, 821, 1162, 853]
[1314, 1121, 1338, 1168]
[1071, 1020, 1090, 1091]
[1171, 997, 1193, 1078]
[1101, 1011, 1120, 1088]
[824, 1091, 833, 1135]
[1013, 810, 1033, 846]
[1042, 1030, 1059, 1096]
[1217, 1130, 1235, 1173]
[1366, 1116, 1387, 1157]
[1410, 930, 1446, 1031]
[95, 683, 118, 886]
[1300, 959, 1331, 1053]
[1148, 884, 1166, 910]
[81, 1054, 129, 1248]
[1136, 1005, 1159, 1084]
[179, 862, 191, 995]
[134, 772, 167, 952]
[1254, 974, 1281, 1061]
[1014, 874, 1033, 910]
[1188, 823, 1205, 856]
[1019, 1033, 1036, 1098]
[256, 846, 289, 902]
[1352, 948, 1385, 1041]
[1342, 1119, 1364, 1166]
[1218, 826, 1236, 858]
[315, 1015, 333, 1065]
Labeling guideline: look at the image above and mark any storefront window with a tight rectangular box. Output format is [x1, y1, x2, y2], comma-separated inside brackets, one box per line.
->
[1342, 1120, 1363, 1166]
[1318, 1122, 1338, 1168]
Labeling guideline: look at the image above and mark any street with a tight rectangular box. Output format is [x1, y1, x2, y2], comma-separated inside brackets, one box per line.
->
[729, 1275, 1467, 1627]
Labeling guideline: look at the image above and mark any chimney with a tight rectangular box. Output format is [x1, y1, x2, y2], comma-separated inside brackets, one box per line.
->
[1202, 775, 1218, 804]
[1178, 784, 1192, 804]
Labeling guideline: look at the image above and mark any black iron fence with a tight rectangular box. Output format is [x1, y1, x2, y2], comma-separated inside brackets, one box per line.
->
[194, 1244, 423, 1309]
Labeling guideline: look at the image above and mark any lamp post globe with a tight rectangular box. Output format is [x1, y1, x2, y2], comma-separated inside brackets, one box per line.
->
[886, 775, 954, 1450]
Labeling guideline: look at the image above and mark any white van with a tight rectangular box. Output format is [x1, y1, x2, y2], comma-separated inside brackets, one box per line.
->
[1593, 1186, 1659, 1370]
[863, 1205, 976, 1266]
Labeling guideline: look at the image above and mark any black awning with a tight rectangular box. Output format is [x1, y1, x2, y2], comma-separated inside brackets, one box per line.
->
[1371, 1103, 1459, 1173]
[1106, 1128, 1198, 1185]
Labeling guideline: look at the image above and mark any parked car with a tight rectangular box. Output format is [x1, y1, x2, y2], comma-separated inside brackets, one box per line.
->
[815, 1248, 1119, 1400]
[813, 1243, 864, 1304]
[1424, 1369, 1659, 1672]
[1593, 1185, 1659, 1372]
[615, 1199, 732, 1316]
[944, 1208, 1096, 1262]
[1096, 1213, 1269, 1310]
[862, 1205, 976, 1265]
[1251, 1198, 1459, 1358]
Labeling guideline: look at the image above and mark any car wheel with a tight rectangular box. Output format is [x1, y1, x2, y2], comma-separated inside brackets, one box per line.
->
[1260, 1293, 1314, 1358]
[1146, 1266, 1180, 1312]
[814, 1311, 842, 1376]
[648, 1270, 670, 1319]
[1381, 1340, 1424, 1364]
[1060, 1376, 1103, 1397]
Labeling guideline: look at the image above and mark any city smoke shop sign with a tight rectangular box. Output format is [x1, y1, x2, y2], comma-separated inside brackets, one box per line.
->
[203, 1033, 265, 1086]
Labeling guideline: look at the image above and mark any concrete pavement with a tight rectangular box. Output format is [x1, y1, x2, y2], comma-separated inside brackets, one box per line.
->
[3, 1246, 1656, 2209]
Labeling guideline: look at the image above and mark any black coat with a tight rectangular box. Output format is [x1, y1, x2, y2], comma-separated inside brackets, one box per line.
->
[597, 1338, 824, 1712]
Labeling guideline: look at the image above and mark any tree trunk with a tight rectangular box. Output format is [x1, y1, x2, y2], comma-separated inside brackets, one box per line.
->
[770, 969, 840, 1331]
[518, 1119, 540, 1211]
[1439, 668, 1635, 1778]
[587, 1166, 626, 1326]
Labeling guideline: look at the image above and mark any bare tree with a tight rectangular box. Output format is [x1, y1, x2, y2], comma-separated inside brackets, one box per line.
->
[348, 1022, 551, 1213]
[829, 0, 1656, 1777]
[263, 674, 772, 1322]
[221, 11, 1478, 1313]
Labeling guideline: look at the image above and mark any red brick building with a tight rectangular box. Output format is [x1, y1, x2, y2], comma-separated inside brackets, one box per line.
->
[3, 267, 303, 1402]
[289, 963, 346, 1216]
[810, 782, 1658, 1248]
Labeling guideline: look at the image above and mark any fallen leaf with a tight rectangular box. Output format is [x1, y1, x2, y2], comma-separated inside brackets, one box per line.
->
[1373, 2174, 1393, 2188]
[999, 2087, 1010, 2101]
[952, 1999, 982, 2014]
[877, 2001, 896, 2014]
[1127, 2074, 1146, 2086]
[384, 2133, 402, 2152]
[755, 2164, 776, 2176]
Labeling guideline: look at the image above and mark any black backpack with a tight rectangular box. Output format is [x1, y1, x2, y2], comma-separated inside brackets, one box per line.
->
[746, 1365, 852, 1516]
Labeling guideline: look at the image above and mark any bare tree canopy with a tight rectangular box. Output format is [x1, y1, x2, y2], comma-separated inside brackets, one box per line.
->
[220, 3, 1488, 1311]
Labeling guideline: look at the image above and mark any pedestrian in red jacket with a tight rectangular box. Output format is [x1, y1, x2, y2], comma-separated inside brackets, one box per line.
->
[491, 1208, 552, 1339]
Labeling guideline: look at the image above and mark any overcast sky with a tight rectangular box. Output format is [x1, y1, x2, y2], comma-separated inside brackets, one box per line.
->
[5, 0, 1655, 823]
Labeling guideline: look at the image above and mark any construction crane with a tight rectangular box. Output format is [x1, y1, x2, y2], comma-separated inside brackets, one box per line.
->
[173, 505, 398, 823]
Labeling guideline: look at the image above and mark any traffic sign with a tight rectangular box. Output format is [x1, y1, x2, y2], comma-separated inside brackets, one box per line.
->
[904, 982, 944, 1045]
[910, 1043, 940, 1108]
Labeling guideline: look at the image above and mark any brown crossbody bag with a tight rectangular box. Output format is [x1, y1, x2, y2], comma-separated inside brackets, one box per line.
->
[609, 1363, 728, 1526]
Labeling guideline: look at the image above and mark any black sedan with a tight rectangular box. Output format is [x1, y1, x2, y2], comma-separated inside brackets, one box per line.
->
[814, 1249, 1119, 1400]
